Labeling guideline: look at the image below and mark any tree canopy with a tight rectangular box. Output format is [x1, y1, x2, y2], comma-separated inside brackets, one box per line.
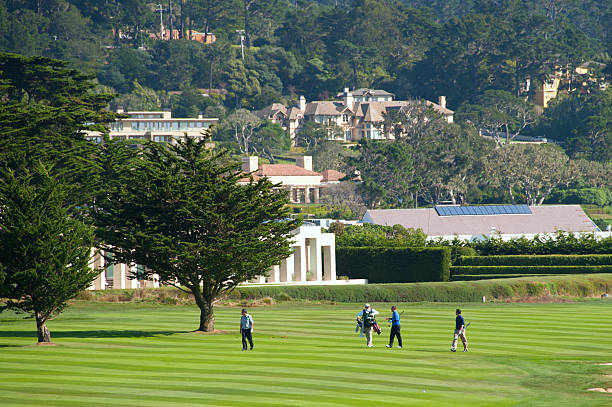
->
[94, 138, 300, 331]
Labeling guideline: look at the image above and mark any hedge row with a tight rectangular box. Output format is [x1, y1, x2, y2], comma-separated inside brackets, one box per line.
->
[229, 274, 612, 302]
[452, 274, 557, 281]
[336, 246, 451, 283]
[450, 265, 612, 275]
[458, 254, 612, 266]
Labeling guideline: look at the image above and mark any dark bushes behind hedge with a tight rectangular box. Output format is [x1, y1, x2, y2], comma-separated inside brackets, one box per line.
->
[458, 254, 612, 266]
[336, 247, 451, 283]
[451, 265, 612, 275]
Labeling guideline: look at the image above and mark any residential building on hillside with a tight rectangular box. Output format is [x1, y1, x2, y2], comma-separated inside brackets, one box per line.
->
[362, 205, 601, 240]
[238, 155, 348, 204]
[255, 88, 454, 144]
[84, 109, 218, 145]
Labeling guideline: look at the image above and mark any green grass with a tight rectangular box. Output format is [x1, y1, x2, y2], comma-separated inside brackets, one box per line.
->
[1, 301, 612, 406]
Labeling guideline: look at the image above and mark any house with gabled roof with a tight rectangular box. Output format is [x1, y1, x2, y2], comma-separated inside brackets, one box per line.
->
[255, 87, 454, 144]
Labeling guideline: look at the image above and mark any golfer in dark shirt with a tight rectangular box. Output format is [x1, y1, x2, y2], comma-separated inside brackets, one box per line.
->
[386, 305, 402, 349]
[451, 308, 468, 352]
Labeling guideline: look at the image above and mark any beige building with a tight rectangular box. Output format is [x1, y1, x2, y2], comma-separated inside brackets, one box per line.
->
[84, 109, 218, 144]
[239, 155, 348, 204]
[255, 88, 454, 144]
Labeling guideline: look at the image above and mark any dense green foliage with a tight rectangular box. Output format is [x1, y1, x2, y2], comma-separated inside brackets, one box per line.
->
[232, 274, 612, 302]
[458, 254, 612, 266]
[0, 53, 116, 342]
[334, 223, 427, 248]
[546, 187, 612, 207]
[0, 164, 98, 343]
[336, 246, 451, 283]
[93, 137, 300, 331]
[1, 301, 612, 406]
[451, 265, 612, 276]
[429, 232, 612, 255]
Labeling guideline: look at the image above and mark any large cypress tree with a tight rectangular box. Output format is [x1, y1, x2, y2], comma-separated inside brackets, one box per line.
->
[94, 138, 300, 332]
[0, 164, 98, 343]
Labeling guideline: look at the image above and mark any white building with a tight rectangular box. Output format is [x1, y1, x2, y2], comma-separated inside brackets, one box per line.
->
[88, 226, 344, 289]
[239, 155, 348, 204]
[84, 109, 218, 144]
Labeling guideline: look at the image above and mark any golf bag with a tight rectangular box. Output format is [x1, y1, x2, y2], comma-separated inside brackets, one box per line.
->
[372, 322, 381, 335]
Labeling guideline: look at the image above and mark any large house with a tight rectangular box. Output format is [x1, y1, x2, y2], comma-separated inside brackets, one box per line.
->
[255, 88, 454, 143]
[84, 109, 218, 144]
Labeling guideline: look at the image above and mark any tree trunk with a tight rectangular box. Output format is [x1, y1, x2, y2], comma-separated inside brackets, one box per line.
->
[36, 312, 51, 343]
[180, 0, 185, 39]
[244, 0, 251, 48]
[168, 0, 174, 39]
[197, 299, 215, 332]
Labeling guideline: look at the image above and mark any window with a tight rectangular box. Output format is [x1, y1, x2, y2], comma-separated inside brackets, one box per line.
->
[153, 135, 170, 142]
[345, 130, 352, 140]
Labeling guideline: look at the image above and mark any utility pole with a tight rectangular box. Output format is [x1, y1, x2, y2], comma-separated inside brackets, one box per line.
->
[155, 4, 165, 40]
[236, 30, 245, 60]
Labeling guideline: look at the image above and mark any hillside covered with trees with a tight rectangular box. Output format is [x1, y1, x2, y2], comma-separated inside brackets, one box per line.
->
[1, 0, 610, 218]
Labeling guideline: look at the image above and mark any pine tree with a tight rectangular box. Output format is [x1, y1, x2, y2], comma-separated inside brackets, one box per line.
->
[94, 137, 300, 332]
[0, 164, 98, 343]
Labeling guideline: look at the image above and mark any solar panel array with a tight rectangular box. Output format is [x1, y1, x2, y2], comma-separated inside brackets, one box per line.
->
[435, 205, 532, 216]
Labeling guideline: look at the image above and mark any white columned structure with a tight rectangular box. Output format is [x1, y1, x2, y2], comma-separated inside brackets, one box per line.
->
[113, 263, 127, 289]
[293, 245, 307, 282]
[268, 264, 280, 283]
[280, 254, 294, 282]
[322, 245, 336, 281]
[89, 250, 106, 290]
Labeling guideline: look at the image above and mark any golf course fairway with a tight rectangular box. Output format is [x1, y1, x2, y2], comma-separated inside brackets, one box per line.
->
[1, 301, 611, 406]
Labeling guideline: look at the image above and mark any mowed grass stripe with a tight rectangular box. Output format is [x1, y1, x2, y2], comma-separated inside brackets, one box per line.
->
[1, 301, 611, 406]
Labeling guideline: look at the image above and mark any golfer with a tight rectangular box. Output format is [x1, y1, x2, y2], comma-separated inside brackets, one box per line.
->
[386, 305, 402, 349]
[240, 308, 254, 351]
[451, 308, 468, 352]
[357, 303, 379, 347]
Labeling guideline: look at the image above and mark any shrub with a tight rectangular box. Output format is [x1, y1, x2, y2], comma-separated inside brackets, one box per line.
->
[335, 224, 427, 248]
[337, 246, 451, 283]
[450, 265, 612, 275]
[231, 274, 612, 302]
[467, 232, 612, 255]
[458, 254, 612, 266]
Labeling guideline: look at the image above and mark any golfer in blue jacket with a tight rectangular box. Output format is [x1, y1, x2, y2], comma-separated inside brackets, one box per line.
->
[386, 305, 402, 349]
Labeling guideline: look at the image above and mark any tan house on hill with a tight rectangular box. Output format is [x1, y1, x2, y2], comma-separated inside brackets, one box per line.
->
[255, 88, 454, 144]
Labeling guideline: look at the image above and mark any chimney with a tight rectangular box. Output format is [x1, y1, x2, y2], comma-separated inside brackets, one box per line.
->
[438, 96, 446, 109]
[296, 156, 312, 171]
[343, 87, 353, 108]
[241, 156, 258, 173]
[116, 106, 124, 114]
[299, 95, 306, 112]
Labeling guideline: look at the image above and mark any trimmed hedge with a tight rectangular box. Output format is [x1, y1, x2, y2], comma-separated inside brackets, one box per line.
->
[452, 274, 557, 281]
[229, 274, 612, 302]
[336, 246, 451, 283]
[458, 254, 612, 266]
[451, 265, 612, 275]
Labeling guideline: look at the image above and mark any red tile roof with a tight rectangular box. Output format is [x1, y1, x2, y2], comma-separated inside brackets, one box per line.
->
[257, 164, 321, 177]
[321, 169, 346, 182]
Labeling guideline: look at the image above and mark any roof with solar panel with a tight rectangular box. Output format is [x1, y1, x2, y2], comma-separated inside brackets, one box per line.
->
[361, 205, 599, 237]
